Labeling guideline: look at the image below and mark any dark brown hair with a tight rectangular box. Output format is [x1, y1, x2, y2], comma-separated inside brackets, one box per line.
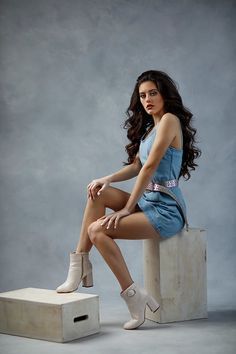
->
[123, 70, 201, 180]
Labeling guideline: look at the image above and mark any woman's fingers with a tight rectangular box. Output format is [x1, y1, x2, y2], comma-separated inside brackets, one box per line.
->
[99, 214, 112, 225]
[100, 216, 109, 225]
[87, 183, 100, 200]
[87, 185, 92, 199]
[114, 215, 120, 229]
[87, 179, 109, 200]
[99, 213, 118, 229]
[107, 215, 116, 229]
[90, 186, 96, 200]
[98, 215, 107, 222]
[97, 208, 129, 229]
[97, 183, 106, 195]
[87, 183, 92, 199]
[97, 186, 103, 196]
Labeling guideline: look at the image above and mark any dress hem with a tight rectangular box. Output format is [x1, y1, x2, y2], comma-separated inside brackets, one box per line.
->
[137, 201, 184, 239]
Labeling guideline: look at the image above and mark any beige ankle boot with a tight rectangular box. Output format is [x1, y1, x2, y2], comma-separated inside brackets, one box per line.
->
[56, 252, 93, 293]
[120, 282, 160, 330]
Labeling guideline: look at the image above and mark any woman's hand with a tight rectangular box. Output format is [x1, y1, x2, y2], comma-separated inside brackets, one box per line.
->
[87, 176, 111, 200]
[97, 208, 131, 229]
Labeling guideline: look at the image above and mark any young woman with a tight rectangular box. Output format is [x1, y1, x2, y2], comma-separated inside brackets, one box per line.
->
[56, 70, 201, 330]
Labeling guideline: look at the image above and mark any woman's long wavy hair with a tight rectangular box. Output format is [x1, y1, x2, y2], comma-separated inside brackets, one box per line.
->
[123, 70, 201, 180]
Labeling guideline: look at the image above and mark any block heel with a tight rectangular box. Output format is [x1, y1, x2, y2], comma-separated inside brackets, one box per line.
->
[146, 296, 160, 313]
[82, 271, 93, 287]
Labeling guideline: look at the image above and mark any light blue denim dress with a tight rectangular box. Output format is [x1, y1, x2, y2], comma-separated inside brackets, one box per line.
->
[137, 126, 187, 238]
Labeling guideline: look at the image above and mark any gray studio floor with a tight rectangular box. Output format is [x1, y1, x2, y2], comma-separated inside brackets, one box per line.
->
[0, 303, 236, 354]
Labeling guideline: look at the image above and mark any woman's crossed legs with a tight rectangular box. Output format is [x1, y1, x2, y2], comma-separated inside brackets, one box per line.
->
[76, 186, 160, 291]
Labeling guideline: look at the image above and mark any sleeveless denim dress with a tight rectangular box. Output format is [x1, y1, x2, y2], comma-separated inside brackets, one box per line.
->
[137, 125, 187, 238]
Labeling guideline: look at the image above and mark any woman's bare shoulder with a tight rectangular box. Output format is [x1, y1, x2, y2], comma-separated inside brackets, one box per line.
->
[161, 112, 179, 122]
[160, 113, 180, 129]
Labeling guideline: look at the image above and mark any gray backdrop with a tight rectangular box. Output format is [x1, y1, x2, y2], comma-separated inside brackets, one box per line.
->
[0, 0, 235, 310]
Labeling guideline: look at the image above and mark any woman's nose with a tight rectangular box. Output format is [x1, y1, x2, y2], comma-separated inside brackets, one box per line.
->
[145, 94, 152, 102]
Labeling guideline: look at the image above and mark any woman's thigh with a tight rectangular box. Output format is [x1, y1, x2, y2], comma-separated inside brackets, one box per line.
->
[92, 211, 160, 240]
[96, 186, 141, 213]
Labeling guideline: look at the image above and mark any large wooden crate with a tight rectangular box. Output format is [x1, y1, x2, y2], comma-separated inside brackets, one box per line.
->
[143, 228, 207, 323]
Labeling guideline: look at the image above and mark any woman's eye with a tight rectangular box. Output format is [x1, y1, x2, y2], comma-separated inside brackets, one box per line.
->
[139, 90, 158, 99]
[150, 91, 158, 96]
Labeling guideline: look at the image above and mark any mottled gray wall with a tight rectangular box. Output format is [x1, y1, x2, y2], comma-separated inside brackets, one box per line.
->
[0, 0, 235, 309]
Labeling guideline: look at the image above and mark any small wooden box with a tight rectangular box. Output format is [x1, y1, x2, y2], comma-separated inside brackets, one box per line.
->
[143, 228, 207, 323]
[0, 288, 100, 342]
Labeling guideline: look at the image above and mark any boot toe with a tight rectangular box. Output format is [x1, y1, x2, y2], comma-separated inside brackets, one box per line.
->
[56, 284, 66, 293]
[56, 282, 77, 293]
[123, 318, 145, 330]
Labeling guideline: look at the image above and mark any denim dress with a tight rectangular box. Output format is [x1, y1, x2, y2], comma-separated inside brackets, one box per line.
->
[137, 126, 187, 238]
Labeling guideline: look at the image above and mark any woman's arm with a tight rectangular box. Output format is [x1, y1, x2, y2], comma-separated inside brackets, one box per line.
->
[106, 153, 142, 183]
[87, 153, 142, 199]
[99, 113, 180, 228]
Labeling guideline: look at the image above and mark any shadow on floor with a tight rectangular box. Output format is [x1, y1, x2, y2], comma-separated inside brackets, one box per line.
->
[207, 309, 236, 323]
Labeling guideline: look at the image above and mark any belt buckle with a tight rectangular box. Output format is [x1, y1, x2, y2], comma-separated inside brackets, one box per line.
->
[153, 184, 161, 192]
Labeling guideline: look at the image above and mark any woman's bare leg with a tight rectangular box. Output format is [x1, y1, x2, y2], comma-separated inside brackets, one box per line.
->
[88, 212, 160, 291]
[75, 186, 132, 253]
[56, 186, 135, 293]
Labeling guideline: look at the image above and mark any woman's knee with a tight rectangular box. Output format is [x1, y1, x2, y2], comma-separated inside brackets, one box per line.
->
[88, 221, 106, 245]
[87, 186, 112, 206]
[88, 186, 130, 211]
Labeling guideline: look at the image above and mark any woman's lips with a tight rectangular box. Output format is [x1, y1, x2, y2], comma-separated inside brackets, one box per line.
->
[146, 105, 154, 110]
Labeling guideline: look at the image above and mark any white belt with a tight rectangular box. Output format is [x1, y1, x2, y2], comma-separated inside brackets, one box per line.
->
[146, 179, 178, 190]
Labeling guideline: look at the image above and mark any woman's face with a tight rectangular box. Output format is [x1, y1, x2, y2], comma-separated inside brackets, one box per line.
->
[138, 81, 165, 117]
